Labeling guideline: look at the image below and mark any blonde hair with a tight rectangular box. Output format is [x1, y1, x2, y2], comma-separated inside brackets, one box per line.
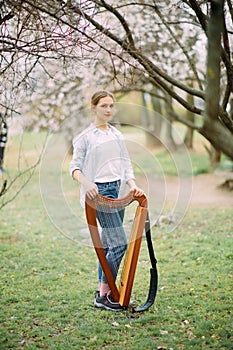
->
[91, 90, 115, 107]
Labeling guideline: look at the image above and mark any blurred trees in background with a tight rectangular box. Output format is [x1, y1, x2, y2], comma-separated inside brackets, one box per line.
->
[0, 0, 232, 159]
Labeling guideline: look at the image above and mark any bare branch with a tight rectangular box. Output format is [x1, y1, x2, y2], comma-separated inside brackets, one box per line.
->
[96, 0, 136, 49]
[0, 180, 7, 197]
[0, 161, 39, 209]
[0, 132, 49, 210]
[66, 2, 205, 102]
[188, 0, 208, 33]
[153, 5, 204, 91]
[0, 11, 14, 25]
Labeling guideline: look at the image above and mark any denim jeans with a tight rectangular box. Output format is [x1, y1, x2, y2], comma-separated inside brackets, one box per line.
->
[95, 180, 127, 284]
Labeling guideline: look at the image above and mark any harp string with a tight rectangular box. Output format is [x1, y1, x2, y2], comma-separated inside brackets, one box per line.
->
[92, 191, 147, 290]
[96, 194, 128, 285]
[86, 192, 150, 307]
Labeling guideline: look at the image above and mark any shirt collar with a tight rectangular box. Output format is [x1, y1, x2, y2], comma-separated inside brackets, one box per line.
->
[90, 123, 114, 134]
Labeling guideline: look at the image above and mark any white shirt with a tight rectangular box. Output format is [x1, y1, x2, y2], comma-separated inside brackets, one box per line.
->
[70, 123, 135, 207]
[94, 128, 121, 182]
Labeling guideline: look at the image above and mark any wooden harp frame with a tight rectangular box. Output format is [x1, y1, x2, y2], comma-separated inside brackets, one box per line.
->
[85, 191, 148, 307]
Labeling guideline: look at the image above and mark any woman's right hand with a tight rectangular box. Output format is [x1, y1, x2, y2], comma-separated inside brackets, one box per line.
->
[72, 169, 98, 200]
[84, 181, 99, 200]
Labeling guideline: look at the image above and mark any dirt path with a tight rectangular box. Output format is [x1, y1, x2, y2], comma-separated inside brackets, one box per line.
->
[138, 172, 233, 209]
[186, 173, 233, 208]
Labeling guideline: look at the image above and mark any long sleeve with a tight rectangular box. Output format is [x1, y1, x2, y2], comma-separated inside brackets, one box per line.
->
[69, 134, 87, 177]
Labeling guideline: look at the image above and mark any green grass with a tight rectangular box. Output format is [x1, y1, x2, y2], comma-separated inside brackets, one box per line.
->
[0, 132, 232, 349]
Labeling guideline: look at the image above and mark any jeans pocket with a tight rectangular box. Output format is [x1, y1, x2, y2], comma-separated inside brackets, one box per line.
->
[96, 183, 107, 195]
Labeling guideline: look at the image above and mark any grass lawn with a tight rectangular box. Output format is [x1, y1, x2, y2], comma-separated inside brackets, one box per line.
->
[0, 132, 232, 349]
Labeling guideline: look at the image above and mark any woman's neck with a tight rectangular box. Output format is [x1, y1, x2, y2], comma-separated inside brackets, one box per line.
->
[94, 123, 109, 130]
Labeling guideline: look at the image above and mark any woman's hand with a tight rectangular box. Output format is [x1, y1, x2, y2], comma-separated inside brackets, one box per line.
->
[72, 169, 98, 200]
[130, 186, 145, 197]
[84, 182, 99, 200]
[127, 179, 145, 197]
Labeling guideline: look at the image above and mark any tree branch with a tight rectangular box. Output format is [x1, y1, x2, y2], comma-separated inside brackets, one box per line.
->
[226, 0, 233, 23]
[221, 11, 233, 110]
[154, 4, 204, 91]
[188, 0, 208, 33]
[0, 11, 14, 25]
[68, 2, 205, 101]
[96, 0, 136, 49]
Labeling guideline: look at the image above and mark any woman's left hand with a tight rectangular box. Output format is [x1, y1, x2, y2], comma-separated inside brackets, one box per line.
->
[130, 186, 145, 197]
[127, 179, 145, 197]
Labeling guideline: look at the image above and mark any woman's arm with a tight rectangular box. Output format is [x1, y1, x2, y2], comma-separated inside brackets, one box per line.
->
[72, 169, 98, 200]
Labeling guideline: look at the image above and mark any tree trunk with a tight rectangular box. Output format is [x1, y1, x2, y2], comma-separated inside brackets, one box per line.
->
[209, 146, 221, 172]
[141, 91, 164, 148]
[141, 91, 156, 148]
[164, 94, 177, 150]
[147, 90, 163, 147]
[230, 98, 233, 121]
[146, 89, 163, 148]
[201, 1, 233, 162]
[205, 0, 224, 121]
[200, 119, 233, 159]
[184, 93, 195, 149]
[205, 144, 221, 171]
[141, 91, 150, 128]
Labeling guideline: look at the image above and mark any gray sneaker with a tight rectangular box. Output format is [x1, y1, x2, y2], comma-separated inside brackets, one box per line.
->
[94, 290, 100, 304]
[94, 291, 125, 311]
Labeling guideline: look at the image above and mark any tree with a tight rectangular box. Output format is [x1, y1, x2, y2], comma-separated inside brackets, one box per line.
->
[1, 0, 233, 159]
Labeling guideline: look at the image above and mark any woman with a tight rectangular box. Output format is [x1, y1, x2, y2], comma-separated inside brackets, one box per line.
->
[70, 91, 144, 311]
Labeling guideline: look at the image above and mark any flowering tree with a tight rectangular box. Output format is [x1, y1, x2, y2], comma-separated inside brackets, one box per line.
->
[0, 0, 233, 160]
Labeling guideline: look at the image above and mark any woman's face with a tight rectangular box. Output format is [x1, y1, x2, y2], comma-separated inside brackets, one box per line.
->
[93, 96, 115, 126]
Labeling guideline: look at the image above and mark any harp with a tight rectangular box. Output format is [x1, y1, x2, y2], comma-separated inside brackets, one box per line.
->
[85, 190, 158, 311]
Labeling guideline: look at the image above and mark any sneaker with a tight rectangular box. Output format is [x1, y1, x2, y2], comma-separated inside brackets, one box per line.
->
[94, 290, 100, 304]
[94, 291, 125, 311]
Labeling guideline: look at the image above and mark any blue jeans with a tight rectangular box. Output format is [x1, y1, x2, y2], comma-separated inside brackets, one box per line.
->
[95, 180, 127, 284]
